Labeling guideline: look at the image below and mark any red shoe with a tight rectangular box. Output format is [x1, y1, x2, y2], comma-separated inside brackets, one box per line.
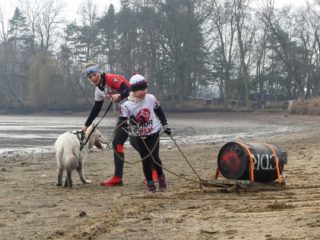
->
[100, 176, 123, 186]
[144, 169, 158, 185]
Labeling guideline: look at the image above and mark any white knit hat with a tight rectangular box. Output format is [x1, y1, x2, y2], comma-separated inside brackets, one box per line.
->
[129, 74, 148, 91]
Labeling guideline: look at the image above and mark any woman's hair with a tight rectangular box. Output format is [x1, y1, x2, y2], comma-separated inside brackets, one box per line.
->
[83, 62, 96, 70]
[84, 62, 101, 77]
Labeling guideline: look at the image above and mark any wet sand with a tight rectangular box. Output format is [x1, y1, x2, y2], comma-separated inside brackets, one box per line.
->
[1, 112, 320, 240]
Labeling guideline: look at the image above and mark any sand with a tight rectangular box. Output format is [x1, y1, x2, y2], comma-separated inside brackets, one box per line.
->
[1, 112, 320, 240]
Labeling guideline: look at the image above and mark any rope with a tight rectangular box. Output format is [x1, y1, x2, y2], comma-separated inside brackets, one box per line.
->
[133, 126, 208, 185]
[78, 96, 224, 188]
[80, 101, 113, 151]
[111, 119, 161, 164]
[169, 134, 203, 181]
[113, 137, 160, 164]
[106, 113, 229, 188]
[139, 136, 229, 188]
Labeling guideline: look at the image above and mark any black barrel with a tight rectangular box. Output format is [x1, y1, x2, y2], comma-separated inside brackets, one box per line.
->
[217, 142, 287, 182]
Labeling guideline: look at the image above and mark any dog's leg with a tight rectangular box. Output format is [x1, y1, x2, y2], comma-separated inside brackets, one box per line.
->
[77, 161, 91, 184]
[64, 175, 68, 187]
[57, 168, 63, 186]
[66, 170, 73, 188]
[63, 170, 72, 188]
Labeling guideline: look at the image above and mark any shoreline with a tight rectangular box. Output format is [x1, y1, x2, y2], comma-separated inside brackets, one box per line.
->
[0, 111, 315, 157]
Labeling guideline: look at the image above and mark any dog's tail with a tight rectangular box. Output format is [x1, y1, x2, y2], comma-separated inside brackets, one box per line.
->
[64, 154, 78, 170]
[72, 146, 81, 160]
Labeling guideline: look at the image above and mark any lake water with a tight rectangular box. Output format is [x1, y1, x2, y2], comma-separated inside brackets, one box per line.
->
[0, 115, 115, 155]
[0, 113, 304, 155]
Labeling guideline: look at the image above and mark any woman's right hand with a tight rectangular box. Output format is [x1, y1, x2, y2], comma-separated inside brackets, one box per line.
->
[82, 126, 88, 133]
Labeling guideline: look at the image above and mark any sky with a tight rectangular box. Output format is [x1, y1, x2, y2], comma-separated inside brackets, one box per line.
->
[256, 0, 307, 8]
[0, 0, 310, 29]
[0, 0, 120, 25]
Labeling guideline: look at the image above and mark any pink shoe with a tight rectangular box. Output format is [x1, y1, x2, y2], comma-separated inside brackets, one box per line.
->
[100, 176, 123, 186]
[158, 175, 167, 191]
[147, 181, 156, 193]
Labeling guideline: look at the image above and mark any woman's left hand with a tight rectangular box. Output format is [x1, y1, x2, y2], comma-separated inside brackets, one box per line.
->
[110, 94, 121, 102]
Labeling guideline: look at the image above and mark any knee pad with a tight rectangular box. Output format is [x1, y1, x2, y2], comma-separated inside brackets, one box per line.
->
[115, 144, 124, 153]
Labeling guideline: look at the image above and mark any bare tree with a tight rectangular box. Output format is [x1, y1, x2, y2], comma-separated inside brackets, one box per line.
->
[18, 0, 65, 53]
[37, 0, 65, 52]
[260, 0, 307, 99]
[234, 0, 256, 106]
[0, 7, 11, 107]
[208, 0, 236, 103]
[0, 7, 8, 43]
[77, 0, 100, 62]
[78, 0, 98, 27]
[18, 0, 41, 54]
[301, 1, 320, 97]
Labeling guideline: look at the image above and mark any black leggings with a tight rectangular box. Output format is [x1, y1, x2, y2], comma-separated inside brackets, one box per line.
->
[136, 132, 164, 182]
[112, 126, 139, 178]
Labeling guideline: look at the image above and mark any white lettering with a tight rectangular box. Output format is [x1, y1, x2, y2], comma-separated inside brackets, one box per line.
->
[253, 154, 259, 170]
[260, 154, 270, 170]
[252, 153, 276, 171]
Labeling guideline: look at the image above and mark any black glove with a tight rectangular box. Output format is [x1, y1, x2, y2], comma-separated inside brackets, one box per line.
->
[163, 125, 171, 135]
[130, 115, 137, 125]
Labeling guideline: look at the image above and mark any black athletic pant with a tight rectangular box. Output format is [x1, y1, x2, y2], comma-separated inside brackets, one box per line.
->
[136, 131, 164, 182]
[112, 126, 139, 178]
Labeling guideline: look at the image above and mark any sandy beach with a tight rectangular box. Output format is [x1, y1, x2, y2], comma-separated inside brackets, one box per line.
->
[1, 112, 320, 240]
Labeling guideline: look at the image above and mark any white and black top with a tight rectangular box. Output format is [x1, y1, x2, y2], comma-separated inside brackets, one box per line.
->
[119, 94, 167, 137]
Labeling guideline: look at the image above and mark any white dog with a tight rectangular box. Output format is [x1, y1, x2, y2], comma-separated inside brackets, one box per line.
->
[54, 124, 109, 188]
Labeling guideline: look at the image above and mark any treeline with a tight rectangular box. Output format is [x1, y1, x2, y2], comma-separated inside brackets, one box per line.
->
[0, 0, 319, 112]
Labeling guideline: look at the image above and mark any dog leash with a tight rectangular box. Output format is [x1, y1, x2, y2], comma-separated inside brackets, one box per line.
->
[80, 101, 113, 150]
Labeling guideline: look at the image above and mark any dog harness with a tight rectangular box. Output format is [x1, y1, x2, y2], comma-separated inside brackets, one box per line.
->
[71, 130, 86, 149]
